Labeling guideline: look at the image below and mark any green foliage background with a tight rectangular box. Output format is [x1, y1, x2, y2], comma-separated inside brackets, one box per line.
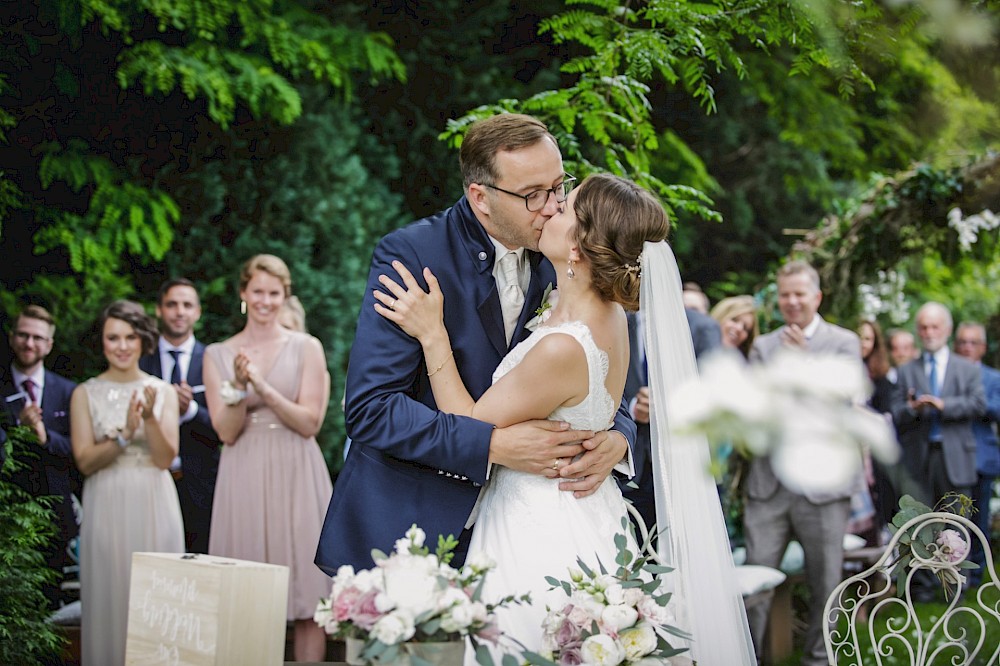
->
[2, 0, 999, 464]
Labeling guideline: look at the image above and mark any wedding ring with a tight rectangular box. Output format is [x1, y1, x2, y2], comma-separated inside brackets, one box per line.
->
[390, 298, 397, 309]
[552, 460, 560, 470]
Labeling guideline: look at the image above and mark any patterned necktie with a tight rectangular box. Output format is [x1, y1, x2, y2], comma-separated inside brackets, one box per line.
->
[169, 349, 183, 385]
[22, 378, 37, 404]
[499, 251, 524, 344]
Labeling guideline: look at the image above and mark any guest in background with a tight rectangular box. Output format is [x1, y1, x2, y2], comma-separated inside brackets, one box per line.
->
[1, 305, 79, 609]
[857, 318, 898, 544]
[953, 321, 1000, 586]
[141, 278, 221, 554]
[745, 260, 862, 666]
[279, 295, 308, 333]
[710, 295, 759, 360]
[682, 280, 710, 314]
[887, 328, 919, 383]
[71, 300, 183, 665]
[891, 302, 985, 506]
[204, 254, 333, 662]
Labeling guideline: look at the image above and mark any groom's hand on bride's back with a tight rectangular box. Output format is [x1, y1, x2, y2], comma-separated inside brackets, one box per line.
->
[558, 431, 628, 498]
[488, 420, 590, 478]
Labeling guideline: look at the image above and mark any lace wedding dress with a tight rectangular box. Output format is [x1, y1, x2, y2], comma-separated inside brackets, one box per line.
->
[466, 320, 639, 659]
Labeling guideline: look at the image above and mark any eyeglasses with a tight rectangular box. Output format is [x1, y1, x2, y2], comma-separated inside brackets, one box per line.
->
[13, 331, 51, 344]
[482, 176, 577, 212]
[956, 338, 985, 346]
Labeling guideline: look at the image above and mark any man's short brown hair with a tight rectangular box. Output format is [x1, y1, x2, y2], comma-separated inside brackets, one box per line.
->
[13, 304, 56, 334]
[459, 114, 557, 190]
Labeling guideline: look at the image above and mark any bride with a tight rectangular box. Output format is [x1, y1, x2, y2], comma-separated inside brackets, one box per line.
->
[376, 173, 754, 664]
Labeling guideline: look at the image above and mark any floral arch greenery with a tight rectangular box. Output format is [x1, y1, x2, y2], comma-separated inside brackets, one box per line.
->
[791, 151, 1000, 324]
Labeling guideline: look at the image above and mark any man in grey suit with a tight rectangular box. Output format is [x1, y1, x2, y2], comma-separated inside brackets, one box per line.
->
[890, 303, 985, 506]
[744, 260, 862, 666]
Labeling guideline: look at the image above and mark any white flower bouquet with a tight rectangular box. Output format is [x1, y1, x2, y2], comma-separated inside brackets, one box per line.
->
[669, 349, 899, 493]
[314, 525, 523, 665]
[523, 525, 690, 666]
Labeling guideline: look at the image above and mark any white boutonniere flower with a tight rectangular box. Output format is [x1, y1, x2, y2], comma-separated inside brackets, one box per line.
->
[526, 283, 558, 331]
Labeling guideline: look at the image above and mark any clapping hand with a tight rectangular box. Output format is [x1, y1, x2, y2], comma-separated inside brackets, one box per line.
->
[234, 349, 260, 389]
[174, 381, 193, 416]
[18, 403, 48, 446]
[780, 324, 808, 349]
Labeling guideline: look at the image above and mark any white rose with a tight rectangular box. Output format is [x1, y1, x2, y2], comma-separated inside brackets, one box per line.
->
[370, 610, 416, 645]
[637, 597, 673, 627]
[603, 583, 625, 606]
[440, 599, 476, 633]
[618, 623, 658, 660]
[405, 524, 426, 548]
[382, 557, 440, 615]
[313, 600, 337, 634]
[622, 588, 646, 607]
[580, 633, 625, 666]
[601, 603, 639, 633]
[352, 568, 381, 593]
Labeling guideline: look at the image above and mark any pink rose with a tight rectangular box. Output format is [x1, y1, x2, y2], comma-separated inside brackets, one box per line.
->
[555, 617, 582, 646]
[333, 587, 362, 622]
[558, 642, 584, 665]
[350, 588, 385, 630]
[935, 529, 969, 564]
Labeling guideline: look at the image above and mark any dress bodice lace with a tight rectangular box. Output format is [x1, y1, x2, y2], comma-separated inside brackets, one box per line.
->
[82, 376, 166, 467]
[493, 320, 616, 431]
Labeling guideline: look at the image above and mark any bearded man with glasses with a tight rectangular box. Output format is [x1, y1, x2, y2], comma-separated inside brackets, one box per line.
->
[2, 304, 80, 609]
[317, 114, 637, 573]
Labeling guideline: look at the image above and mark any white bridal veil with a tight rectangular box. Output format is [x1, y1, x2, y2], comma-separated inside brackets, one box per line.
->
[640, 240, 757, 664]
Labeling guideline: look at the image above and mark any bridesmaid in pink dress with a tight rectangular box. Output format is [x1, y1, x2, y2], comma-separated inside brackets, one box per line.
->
[204, 254, 333, 662]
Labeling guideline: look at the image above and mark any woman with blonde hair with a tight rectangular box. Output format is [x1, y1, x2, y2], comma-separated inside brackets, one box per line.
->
[711, 295, 759, 359]
[204, 254, 333, 661]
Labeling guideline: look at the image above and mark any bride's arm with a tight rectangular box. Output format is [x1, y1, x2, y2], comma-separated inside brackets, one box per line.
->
[375, 261, 586, 426]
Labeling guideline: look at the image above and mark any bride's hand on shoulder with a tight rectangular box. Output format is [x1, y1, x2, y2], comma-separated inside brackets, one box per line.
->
[374, 261, 445, 342]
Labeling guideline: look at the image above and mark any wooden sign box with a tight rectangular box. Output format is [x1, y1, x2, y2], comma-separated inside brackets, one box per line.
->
[125, 552, 289, 665]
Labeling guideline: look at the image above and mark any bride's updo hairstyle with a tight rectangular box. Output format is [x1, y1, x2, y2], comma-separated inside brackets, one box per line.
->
[571, 173, 670, 311]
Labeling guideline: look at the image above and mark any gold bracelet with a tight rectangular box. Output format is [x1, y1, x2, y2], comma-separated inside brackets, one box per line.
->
[427, 350, 454, 377]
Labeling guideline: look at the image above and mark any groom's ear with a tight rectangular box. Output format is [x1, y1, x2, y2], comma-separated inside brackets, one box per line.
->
[468, 183, 492, 216]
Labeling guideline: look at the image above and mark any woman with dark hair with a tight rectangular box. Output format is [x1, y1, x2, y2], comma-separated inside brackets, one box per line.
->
[71, 300, 183, 665]
[859, 318, 898, 543]
[378, 173, 755, 663]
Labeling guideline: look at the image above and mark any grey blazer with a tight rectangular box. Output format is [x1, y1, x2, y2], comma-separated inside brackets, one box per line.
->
[746, 318, 863, 504]
[890, 353, 985, 488]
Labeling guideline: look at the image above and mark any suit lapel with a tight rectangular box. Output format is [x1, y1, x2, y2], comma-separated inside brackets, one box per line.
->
[189, 340, 205, 385]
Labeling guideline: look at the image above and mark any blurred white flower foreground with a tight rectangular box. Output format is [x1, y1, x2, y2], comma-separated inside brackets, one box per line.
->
[668, 350, 900, 494]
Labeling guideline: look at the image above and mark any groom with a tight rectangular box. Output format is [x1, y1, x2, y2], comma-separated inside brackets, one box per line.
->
[316, 114, 637, 573]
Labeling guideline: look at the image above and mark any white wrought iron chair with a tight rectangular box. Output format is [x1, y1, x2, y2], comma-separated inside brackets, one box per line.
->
[824, 511, 1000, 665]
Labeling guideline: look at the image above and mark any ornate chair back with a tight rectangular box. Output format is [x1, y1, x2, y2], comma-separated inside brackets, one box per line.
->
[824, 511, 1000, 665]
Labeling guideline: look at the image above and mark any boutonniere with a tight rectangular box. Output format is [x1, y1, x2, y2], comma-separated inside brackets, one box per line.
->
[525, 283, 558, 331]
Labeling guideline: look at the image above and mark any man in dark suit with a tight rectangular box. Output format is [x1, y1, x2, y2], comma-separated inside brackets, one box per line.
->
[621, 308, 721, 538]
[953, 321, 1000, 586]
[2, 305, 78, 609]
[316, 114, 636, 573]
[891, 302, 985, 507]
[139, 279, 221, 553]
[744, 260, 863, 666]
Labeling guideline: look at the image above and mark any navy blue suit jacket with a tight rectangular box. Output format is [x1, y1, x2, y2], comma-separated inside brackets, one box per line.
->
[316, 197, 636, 573]
[140, 341, 221, 552]
[1, 366, 78, 546]
[974, 364, 1000, 476]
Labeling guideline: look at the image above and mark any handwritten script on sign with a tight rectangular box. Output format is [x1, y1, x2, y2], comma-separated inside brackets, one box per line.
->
[134, 567, 217, 663]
